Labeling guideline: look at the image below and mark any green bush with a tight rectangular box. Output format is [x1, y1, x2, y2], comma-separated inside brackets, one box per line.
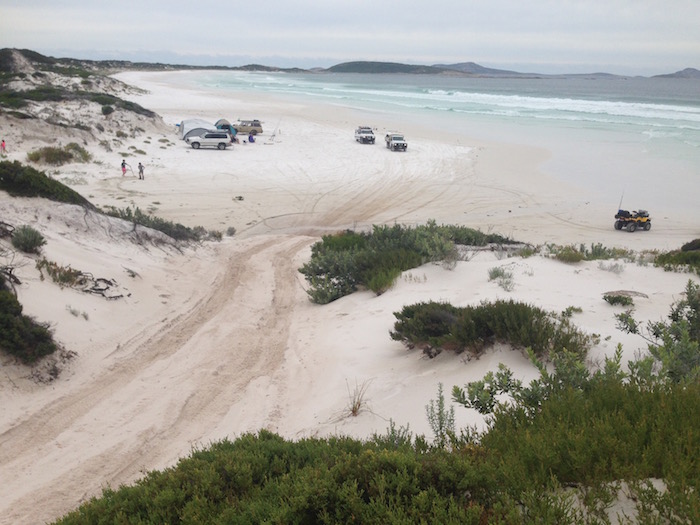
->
[480, 379, 700, 489]
[11, 225, 46, 253]
[53, 430, 493, 525]
[26, 146, 72, 165]
[26, 143, 91, 165]
[0, 280, 57, 364]
[103, 206, 205, 242]
[300, 221, 517, 304]
[681, 238, 700, 252]
[655, 249, 700, 274]
[36, 258, 86, 287]
[0, 160, 93, 207]
[603, 293, 634, 306]
[391, 299, 592, 360]
[553, 245, 585, 263]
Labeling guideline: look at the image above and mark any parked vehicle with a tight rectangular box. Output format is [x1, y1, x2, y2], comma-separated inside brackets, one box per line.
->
[186, 131, 232, 150]
[233, 119, 263, 135]
[385, 132, 407, 151]
[355, 126, 375, 144]
[614, 209, 651, 232]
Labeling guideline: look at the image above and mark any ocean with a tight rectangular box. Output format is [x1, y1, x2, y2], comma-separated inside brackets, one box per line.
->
[190, 71, 700, 212]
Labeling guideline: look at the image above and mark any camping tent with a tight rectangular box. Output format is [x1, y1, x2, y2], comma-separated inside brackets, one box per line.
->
[215, 118, 237, 137]
[182, 127, 222, 141]
[179, 118, 215, 139]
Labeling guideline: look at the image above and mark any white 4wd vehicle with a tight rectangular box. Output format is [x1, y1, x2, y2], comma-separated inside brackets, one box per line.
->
[355, 126, 375, 144]
[385, 132, 407, 151]
[186, 131, 232, 150]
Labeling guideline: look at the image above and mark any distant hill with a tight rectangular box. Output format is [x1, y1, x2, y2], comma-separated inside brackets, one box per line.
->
[652, 67, 700, 79]
[326, 61, 449, 74]
[432, 61, 525, 76]
[1, 47, 697, 79]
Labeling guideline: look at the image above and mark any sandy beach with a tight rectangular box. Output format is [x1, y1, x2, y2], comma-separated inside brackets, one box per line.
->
[1, 70, 699, 524]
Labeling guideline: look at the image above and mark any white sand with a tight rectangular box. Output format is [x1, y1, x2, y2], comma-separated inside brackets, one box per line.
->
[0, 70, 698, 524]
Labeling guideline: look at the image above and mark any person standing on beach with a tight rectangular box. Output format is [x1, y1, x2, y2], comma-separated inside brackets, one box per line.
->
[138, 162, 144, 180]
[1, 139, 6, 155]
[121, 159, 128, 176]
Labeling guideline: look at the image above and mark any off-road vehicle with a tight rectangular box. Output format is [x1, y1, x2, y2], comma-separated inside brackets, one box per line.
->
[355, 126, 376, 144]
[186, 131, 232, 150]
[385, 132, 407, 151]
[233, 120, 263, 135]
[614, 209, 651, 232]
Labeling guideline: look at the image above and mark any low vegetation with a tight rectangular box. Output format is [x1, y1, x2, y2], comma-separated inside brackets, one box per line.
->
[53, 283, 700, 523]
[102, 205, 216, 242]
[0, 160, 94, 207]
[11, 224, 46, 254]
[0, 275, 58, 364]
[26, 143, 91, 165]
[390, 299, 594, 360]
[603, 293, 634, 306]
[655, 238, 700, 274]
[299, 221, 516, 304]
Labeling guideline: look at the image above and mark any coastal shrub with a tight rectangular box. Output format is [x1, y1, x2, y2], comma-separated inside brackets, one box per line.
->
[603, 293, 633, 306]
[103, 206, 205, 242]
[0, 278, 57, 364]
[616, 280, 700, 383]
[11, 225, 46, 253]
[36, 258, 86, 287]
[300, 221, 517, 304]
[655, 249, 700, 274]
[552, 245, 585, 263]
[64, 142, 91, 162]
[681, 238, 700, 252]
[580, 242, 632, 261]
[53, 430, 493, 525]
[26, 146, 72, 165]
[101, 105, 114, 116]
[0, 160, 93, 207]
[425, 383, 456, 449]
[561, 306, 582, 318]
[478, 378, 700, 489]
[488, 266, 514, 291]
[25, 143, 91, 165]
[390, 299, 592, 360]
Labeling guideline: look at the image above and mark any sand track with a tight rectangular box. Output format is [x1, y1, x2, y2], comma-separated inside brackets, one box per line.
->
[0, 235, 313, 524]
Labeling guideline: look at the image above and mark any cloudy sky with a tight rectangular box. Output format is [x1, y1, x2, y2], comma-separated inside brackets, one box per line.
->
[1, 0, 698, 75]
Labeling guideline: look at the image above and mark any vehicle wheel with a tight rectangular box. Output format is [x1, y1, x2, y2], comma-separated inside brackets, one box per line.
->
[250, 130, 257, 135]
[614, 220, 623, 230]
[644, 222, 651, 231]
[627, 222, 637, 232]
[218, 143, 226, 150]
[191, 142, 200, 149]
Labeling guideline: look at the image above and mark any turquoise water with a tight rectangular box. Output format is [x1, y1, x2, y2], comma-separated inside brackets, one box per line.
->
[195, 71, 699, 145]
[191, 71, 699, 211]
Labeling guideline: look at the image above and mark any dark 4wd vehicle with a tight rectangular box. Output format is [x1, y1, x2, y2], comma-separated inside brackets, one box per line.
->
[186, 131, 232, 150]
[614, 209, 651, 232]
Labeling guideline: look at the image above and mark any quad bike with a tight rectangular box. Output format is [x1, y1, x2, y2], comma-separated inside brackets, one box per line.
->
[614, 209, 651, 232]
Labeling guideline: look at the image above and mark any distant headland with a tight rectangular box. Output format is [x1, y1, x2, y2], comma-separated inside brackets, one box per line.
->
[1, 48, 698, 79]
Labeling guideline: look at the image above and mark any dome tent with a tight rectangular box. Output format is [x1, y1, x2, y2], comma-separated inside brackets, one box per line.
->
[179, 118, 216, 139]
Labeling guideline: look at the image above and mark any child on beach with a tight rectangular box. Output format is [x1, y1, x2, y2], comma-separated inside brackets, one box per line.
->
[1, 139, 6, 155]
[138, 162, 144, 180]
[121, 159, 128, 176]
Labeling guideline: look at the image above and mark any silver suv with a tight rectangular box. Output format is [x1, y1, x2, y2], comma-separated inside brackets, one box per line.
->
[186, 131, 232, 150]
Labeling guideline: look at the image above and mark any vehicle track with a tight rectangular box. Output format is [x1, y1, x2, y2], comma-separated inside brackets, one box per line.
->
[0, 235, 312, 524]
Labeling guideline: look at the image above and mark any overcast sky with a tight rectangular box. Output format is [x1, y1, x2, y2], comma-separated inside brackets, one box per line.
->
[1, 1, 698, 75]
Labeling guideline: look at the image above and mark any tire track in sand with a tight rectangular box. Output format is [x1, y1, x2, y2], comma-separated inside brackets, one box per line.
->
[0, 235, 312, 525]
